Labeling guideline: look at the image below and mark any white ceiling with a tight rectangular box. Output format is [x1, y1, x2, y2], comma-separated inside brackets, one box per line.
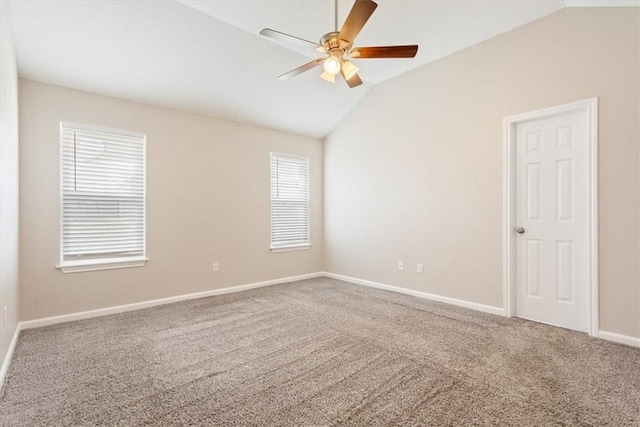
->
[7, 0, 628, 138]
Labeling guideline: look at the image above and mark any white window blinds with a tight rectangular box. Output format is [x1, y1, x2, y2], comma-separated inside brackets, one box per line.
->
[60, 123, 146, 268]
[270, 153, 310, 250]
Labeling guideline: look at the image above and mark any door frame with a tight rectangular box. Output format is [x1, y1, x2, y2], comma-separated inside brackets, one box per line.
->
[502, 98, 599, 336]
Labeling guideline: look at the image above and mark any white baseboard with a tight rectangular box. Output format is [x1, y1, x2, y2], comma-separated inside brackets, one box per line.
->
[0, 324, 21, 389]
[596, 330, 640, 348]
[6, 271, 639, 390]
[20, 272, 324, 330]
[325, 273, 640, 348]
[323, 272, 506, 316]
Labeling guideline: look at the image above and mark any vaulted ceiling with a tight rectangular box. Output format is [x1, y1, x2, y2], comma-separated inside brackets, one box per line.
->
[7, 1, 634, 138]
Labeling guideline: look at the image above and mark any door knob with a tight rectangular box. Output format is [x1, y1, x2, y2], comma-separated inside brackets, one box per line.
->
[515, 226, 526, 234]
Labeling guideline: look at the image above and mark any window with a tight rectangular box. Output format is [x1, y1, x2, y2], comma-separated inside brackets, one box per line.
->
[270, 153, 310, 251]
[58, 122, 146, 273]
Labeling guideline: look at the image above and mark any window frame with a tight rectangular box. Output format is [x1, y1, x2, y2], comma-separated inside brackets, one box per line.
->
[270, 152, 311, 252]
[57, 122, 148, 273]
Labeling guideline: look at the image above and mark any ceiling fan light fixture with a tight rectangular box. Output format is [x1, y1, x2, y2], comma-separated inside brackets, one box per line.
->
[260, 0, 419, 89]
[323, 55, 342, 75]
[320, 71, 336, 83]
[341, 60, 359, 81]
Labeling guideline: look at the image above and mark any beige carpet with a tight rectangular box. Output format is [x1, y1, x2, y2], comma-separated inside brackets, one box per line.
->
[1, 278, 639, 426]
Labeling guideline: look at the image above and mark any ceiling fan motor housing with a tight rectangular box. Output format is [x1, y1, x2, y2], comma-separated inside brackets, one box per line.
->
[320, 31, 350, 53]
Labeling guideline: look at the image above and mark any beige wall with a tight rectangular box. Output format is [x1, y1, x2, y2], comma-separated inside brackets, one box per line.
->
[15, 8, 640, 340]
[325, 8, 640, 337]
[19, 79, 323, 320]
[1, 1, 20, 372]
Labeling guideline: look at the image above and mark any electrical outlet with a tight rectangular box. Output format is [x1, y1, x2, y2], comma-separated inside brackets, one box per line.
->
[3, 307, 7, 325]
[398, 261, 404, 271]
[417, 263, 423, 273]
[213, 262, 219, 272]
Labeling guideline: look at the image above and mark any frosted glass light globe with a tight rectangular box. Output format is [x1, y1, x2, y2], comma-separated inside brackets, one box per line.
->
[323, 56, 341, 75]
[341, 60, 359, 80]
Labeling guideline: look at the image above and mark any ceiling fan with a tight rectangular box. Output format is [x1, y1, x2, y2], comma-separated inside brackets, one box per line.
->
[259, 0, 419, 88]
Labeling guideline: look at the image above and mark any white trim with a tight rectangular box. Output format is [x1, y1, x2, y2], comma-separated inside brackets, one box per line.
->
[269, 151, 310, 162]
[588, 99, 599, 336]
[58, 122, 148, 271]
[57, 256, 148, 273]
[60, 122, 145, 139]
[324, 272, 506, 316]
[596, 330, 640, 348]
[5, 272, 639, 391]
[325, 272, 640, 349]
[502, 98, 599, 336]
[58, 122, 63, 271]
[20, 272, 323, 330]
[271, 244, 312, 253]
[269, 152, 312, 252]
[0, 324, 20, 389]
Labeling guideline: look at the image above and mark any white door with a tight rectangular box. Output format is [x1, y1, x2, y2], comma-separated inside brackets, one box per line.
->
[515, 111, 590, 332]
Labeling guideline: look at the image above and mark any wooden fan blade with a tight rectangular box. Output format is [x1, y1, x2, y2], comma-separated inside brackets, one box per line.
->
[341, 69, 363, 88]
[260, 28, 321, 50]
[350, 45, 419, 58]
[277, 58, 325, 80]
[338, 0, 378, 45]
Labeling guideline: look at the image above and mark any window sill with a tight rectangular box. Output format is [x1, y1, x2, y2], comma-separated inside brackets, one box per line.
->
[270, 244, 312, 253]
[57, 256, 148, 273]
